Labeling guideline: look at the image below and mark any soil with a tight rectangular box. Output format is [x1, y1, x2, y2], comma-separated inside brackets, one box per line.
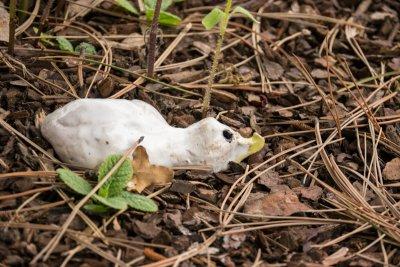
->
[1, 0, 400, 266]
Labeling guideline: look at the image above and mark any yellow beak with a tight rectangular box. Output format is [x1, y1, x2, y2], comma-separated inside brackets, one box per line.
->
[235, 133, 265, 163]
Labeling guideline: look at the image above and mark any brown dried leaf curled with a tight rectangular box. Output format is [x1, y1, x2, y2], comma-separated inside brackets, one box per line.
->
[128, 146, 174, 193]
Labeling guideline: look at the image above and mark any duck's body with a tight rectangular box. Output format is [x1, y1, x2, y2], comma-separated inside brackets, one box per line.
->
[41, 99, 264, 171]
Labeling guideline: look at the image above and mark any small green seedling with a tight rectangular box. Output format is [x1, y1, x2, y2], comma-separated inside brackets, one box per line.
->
[56, 37, 74, 53]
[115, 0, 139, 15]
[114, 0, 182, 26]
[55, 37, 96, 55]
[201, 3, 258, 117]
[74, 42, 97, 55]
[144, 0, 182, 27]
[57, 154, 158, 213]
[34, 26, 97, 55]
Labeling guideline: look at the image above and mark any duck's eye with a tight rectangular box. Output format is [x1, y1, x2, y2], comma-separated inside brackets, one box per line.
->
[223, 129, 233, 142]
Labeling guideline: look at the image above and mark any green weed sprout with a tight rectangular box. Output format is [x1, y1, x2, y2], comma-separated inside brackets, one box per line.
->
[57, 154, 158, 214]
[201, 3, 258, 117]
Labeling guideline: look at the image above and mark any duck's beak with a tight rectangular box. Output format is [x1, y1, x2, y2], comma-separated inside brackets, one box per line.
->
[235, 133, 265, 163]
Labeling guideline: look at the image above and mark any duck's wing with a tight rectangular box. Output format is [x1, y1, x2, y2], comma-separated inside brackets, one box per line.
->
[41, 99, 170, 168]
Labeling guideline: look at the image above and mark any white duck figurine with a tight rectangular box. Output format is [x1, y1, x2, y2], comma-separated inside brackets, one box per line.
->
[41, 99, 264, 171]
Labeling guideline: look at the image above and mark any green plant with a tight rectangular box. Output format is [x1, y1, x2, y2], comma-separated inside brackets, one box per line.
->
[114, 0, 181, 26]
[53, 35, 96, 55]
[115, 0, 139, 15]
[201, 3, 258, 117]
[57, 154, 158, 213]
[144, 0, 182, 27]
[74, 42, 97, 55]
[56, 37, 74, 53]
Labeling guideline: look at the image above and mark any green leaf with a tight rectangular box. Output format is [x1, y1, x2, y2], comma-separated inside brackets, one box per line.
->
[144, 0, 173, 10]
[231, 6, 259, 23]
[33, 27, 55, 46]
[57, 168, 93, 195]
[84, 204, 110, 213]
[202, 7, 226, 30]
[115, 0, 139, 15]
[121, 191, 158, 212]
[93, 194, 128, 210]
[56, 37, 74, 52]
[75, 42, 97, 55]
[98, 155, 133, 198]
[146, 9, 181, 26]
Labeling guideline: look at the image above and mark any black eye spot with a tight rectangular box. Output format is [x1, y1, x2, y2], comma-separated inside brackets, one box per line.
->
[223, 129, 233, 142]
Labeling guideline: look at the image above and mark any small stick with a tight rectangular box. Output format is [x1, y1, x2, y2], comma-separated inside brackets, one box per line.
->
[35, 0, 54, 46]
[8, 0, 17, 55]
[146, 0, 163, 78]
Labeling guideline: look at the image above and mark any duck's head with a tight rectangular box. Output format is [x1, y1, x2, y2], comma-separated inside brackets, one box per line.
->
[186, 117, 265, 171]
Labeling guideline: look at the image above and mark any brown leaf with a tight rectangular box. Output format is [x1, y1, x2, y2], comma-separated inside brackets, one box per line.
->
[101, 33, 145, 51]
[162, 70, 202, 83]
[293, 186, 323, 201]
[101, 37, 145, 51]
[244, 187, 310, 216]
[212, 89, 238, 103]
[383, 158, 400, 180]
[0, 3, 9, 43]
[127, 146, 174, 193]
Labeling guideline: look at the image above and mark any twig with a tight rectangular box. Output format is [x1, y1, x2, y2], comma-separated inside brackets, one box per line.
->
[8, 0, 17, 55]
[146, 0, 163, 78]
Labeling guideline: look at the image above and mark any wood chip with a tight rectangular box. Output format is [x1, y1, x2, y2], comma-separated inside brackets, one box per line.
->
[383, 158, 400, 180]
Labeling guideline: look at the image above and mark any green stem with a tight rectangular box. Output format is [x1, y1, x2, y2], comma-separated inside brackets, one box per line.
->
[18, 0, 29, 22]
[202, 0, 233, 118]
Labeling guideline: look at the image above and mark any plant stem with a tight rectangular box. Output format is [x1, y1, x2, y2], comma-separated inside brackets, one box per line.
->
[18, 0, 29, 22]
[202, 0, 233, 118]
[147, 0, 163, 78]
[8, 0, 17, 55]
[35, 0, 54, 46]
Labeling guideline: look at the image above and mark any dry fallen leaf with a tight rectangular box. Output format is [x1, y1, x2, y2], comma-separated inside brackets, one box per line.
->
[0, 3, 10, 42]
[127, 146, 174, 193]
[162, 70, 203, 83]
[99, 33, 145, 51]
[244, 187, 310, 216]
[293, 186, 323, 201]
